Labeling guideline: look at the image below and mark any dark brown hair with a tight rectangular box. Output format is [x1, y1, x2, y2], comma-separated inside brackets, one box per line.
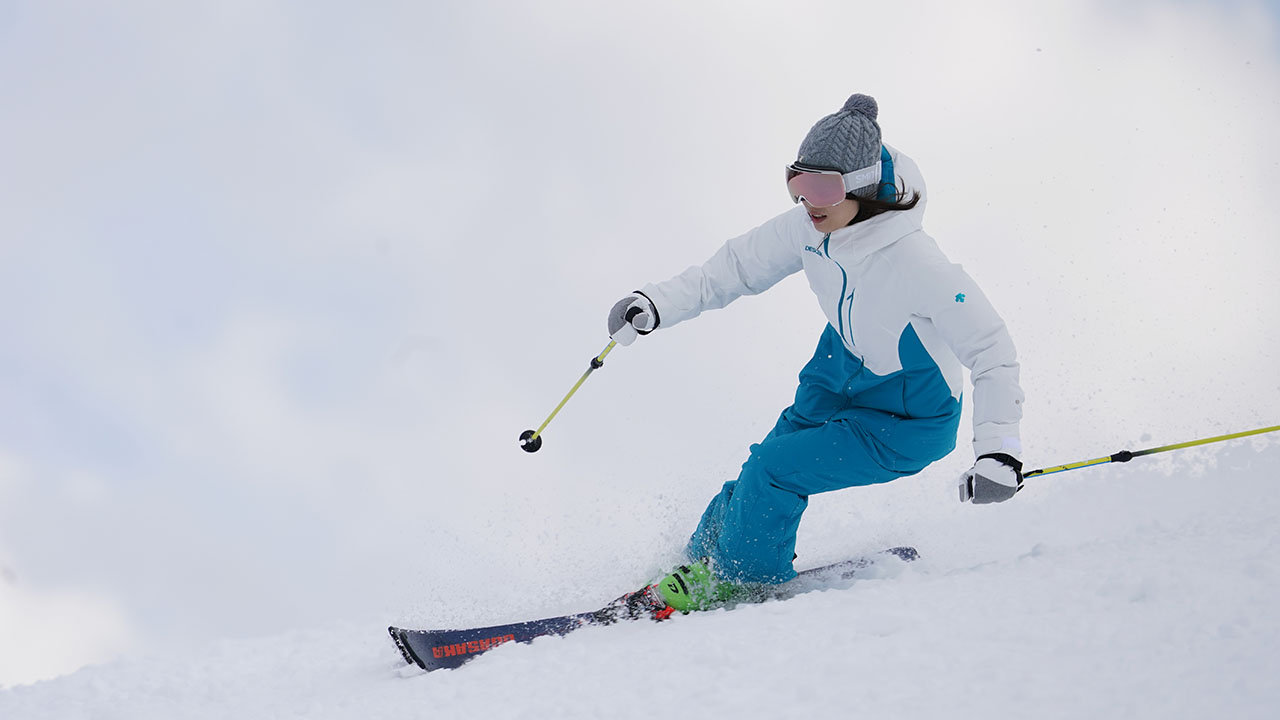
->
[848, 181, 920, 225]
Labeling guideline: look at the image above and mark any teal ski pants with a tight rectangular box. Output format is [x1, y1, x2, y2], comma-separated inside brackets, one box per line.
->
[686, 326, 961, 584]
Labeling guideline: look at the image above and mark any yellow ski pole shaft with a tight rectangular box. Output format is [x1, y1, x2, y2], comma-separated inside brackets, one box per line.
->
[1023, 424, 1280, 478]
[519, 341, 618, 453]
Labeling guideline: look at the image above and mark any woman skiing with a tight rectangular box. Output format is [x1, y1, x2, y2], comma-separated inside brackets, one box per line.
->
[607, 93, 1026, 613]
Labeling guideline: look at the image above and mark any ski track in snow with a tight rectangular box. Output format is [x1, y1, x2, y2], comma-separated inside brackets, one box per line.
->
[2, 442, 1277, 719]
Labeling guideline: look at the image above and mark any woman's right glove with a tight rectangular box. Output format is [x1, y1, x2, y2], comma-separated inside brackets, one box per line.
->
[607, 292, 659, 346]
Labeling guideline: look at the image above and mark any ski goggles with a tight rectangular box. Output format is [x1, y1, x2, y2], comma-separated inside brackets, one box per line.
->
[785, 161, 881, 207]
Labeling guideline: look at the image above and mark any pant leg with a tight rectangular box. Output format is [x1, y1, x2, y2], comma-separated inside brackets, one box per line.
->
[689, 410, 939, 584]
[685, 330, 848, 571]
[686, 326, 959, 585]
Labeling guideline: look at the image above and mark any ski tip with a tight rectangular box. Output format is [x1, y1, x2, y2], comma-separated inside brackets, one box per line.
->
[387, 626, 420, 667]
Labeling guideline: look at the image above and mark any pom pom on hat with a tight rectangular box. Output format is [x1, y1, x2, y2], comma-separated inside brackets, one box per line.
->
[795, 93, 883, 198]
[841, 93, 878, 119]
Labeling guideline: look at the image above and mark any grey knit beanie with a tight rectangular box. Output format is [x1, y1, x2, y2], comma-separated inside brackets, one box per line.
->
[796, 94, 882, 199]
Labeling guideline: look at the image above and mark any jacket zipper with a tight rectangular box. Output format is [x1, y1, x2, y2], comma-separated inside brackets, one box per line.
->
[821, 233, 854, 345]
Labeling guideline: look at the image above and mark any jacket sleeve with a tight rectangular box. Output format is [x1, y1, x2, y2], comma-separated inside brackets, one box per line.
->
[640, 210, 806, 328]
[918, 262, 1024, 461]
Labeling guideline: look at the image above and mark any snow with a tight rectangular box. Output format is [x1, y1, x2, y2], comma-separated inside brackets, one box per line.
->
[3, 440, 1277, 719]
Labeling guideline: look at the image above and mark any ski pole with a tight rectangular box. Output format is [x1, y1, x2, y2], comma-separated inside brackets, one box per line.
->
[519, 340, 618, 453]
[1024, 424, 1280, 478]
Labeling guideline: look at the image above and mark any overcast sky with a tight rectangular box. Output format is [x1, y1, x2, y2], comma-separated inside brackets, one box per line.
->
[2, 0, 1279, 686]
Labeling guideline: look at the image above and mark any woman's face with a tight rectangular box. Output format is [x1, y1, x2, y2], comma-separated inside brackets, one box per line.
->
[803, 197, 859, 234]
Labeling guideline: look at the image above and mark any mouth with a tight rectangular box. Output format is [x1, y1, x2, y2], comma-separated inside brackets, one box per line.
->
[807, 210, 828, 223]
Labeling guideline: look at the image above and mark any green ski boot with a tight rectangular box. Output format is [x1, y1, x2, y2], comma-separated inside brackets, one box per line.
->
[653, 560, 754, 613]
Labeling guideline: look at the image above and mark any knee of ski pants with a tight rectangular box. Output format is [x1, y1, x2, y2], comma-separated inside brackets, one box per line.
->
[746, 418, 923, 496]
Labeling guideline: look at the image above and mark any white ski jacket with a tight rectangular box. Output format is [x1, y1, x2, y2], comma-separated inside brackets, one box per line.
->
[641, 147, 1023, 460]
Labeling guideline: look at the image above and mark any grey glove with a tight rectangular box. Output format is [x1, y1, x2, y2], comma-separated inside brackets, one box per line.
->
[958, 453, 1024, 504]
[607, 292, 659, 346]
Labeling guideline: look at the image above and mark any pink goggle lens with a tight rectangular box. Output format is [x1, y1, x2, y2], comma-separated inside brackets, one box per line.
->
[785, 167, 847, 207]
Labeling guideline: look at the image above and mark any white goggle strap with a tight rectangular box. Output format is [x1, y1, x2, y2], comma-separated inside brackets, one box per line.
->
[842, 161, 882, 192]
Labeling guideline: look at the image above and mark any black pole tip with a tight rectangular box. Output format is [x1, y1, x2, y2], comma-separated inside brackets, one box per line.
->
[519, 429, 543, 453]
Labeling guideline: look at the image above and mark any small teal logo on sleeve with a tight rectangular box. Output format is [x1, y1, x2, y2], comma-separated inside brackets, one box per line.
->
[955, 293, 966, 303]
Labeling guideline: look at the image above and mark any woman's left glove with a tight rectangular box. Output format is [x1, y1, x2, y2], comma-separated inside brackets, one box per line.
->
[958, 454, 1023, 504]
[607, 292, 659, 346]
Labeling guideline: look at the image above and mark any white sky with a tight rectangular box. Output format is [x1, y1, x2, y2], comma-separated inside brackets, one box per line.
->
[2, 0, 1279, 687]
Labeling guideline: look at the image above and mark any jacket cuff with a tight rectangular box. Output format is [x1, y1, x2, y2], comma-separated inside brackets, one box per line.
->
[639, 282, 682, 329]
[633, 290, 661, 331]
[973, 435, 1021, 462]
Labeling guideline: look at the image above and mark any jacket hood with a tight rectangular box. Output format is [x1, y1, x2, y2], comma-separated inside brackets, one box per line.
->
[822, 144, 928, 263]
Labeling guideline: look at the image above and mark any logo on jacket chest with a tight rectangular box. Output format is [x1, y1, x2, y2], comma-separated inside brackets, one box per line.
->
[804, 245, 824, 257]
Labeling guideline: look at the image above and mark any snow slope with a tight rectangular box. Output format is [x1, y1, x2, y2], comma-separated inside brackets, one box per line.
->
[3, 439, 1276, 720]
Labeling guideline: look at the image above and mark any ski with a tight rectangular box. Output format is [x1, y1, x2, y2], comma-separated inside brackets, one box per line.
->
[389, 546, 917, 672]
